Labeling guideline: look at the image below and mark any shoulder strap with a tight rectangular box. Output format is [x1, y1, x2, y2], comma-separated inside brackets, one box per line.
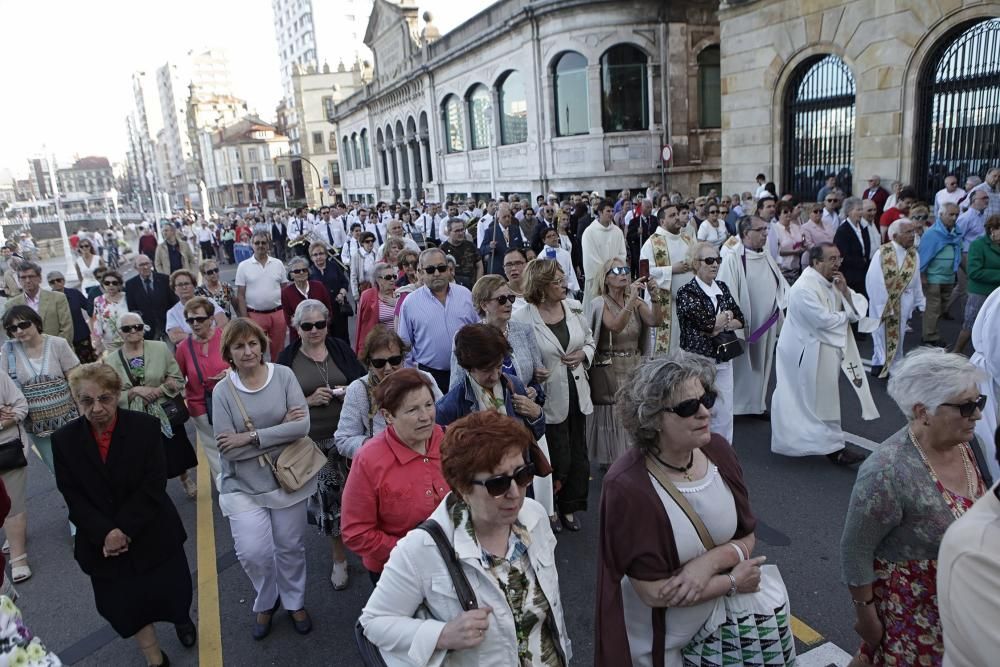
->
[5, 342, 15, 382]
[225, 378, 254, 431]
[645, 455, 716, 551]
[418, 519, 478, 612]
[187, 335, 206, 385]
[118, 349, 141, 387]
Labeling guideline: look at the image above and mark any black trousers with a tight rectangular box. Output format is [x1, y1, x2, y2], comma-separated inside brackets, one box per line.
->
[418, 364, 450, 395]
[544, 376, 589, 514]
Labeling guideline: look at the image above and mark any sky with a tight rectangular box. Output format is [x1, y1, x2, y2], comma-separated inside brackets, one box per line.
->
[0, 0, 492, 178]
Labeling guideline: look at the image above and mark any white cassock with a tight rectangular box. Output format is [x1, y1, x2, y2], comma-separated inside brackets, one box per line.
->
[864, 241, 925, 369]
[971, 288, 1000, 481]
[580, 220, 626, 313]
[717, 242, 789, 415]
[771, 266, 880, 456]
[640, 227, 693, 355]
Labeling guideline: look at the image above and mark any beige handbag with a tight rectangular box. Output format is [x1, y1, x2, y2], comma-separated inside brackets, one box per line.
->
[227, 381, 326, 492]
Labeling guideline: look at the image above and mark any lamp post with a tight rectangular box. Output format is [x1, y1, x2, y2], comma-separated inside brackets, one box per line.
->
[289, 155, 324, 206]
[484, 104, 498, 200]
[280, 178, 288, 209]
[108, 187, 121, 227]
[146, 169, 162, 242]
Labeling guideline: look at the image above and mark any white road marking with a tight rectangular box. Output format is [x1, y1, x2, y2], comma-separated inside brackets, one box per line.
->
[843, 425, 908, 453]
[795, 642, 853, 666]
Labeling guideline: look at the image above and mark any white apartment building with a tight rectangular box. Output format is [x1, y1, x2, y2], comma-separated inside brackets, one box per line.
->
[206, 116, 291, 208]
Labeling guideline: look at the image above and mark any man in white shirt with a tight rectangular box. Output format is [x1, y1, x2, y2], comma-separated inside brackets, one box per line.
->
[820, 190, 843, 231]
[377, 219, 421, 257]
[935, 174, 966, 216]
[313, 206, 344, 250]
[476, 201, 498, 247]
[754, 173, 770, 200]
[197, 222, 215, 260]
[235, 232, 288, 360]
[286, 210, 313, 256]
[580, 199, 627, 312]
[359, 208, 385, 245]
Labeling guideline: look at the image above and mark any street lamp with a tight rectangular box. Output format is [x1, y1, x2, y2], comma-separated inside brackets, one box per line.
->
[145, 169, 162, 242]
[288, 155, 324, 206]
[107, 187, 121, 227]
[484, 104, 497, 200]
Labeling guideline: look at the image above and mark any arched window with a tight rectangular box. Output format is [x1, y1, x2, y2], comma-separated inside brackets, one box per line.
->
[698, 46, 721, 129]
[600, 45, 648, 132]
[360, 129, 371, 168]
[342, 135, 352, 170]
[782, 54, 856, 201]
[498, 71, 527, 145]
[915, 18, 1000, 197]
[467, 85, 492, 150]
[554, 52, 588, 137]
[443, 95, 465, 153]
[350, 133, 361, 171]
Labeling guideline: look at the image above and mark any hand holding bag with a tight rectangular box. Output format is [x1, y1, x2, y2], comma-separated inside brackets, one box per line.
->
[117, 349, 189, 426]
[708, 301, 744, 363]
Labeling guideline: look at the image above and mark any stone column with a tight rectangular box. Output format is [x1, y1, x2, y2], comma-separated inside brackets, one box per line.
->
[386, 145, 398, 203]
[418, 133, 432, 185]
[405, 134, 419, 204]
[395, 138, 408, 201]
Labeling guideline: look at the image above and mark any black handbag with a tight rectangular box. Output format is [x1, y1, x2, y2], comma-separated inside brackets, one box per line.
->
[0, 426, 27, 472]
[709, 300, 744, 362]
[119, 349, 190, 426]
[354, 519, 478, 666]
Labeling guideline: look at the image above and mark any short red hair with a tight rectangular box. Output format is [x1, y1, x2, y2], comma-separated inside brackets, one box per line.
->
[441, 411, 532, 495]
[373, 368, 434, 415]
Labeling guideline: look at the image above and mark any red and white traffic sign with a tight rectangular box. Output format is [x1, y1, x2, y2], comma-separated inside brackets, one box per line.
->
[661, 145, 673, 163]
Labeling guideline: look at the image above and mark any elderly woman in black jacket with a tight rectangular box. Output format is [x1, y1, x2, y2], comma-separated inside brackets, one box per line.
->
[676, 242, 745, 444]
[53, 363, 194, 667]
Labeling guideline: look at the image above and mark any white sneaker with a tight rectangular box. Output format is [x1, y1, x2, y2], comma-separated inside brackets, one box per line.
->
[330, 561, 349, 591]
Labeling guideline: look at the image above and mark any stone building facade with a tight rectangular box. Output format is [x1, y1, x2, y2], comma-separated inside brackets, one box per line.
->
[332, 0, 724, 204]
[718, 0, 1000, 200]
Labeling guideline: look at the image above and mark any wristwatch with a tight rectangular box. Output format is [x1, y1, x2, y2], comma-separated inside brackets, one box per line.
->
[250, 431, 259, 446]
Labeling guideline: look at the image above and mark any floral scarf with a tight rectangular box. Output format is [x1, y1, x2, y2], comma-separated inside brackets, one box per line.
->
[122, 355, 174, 438]
[877, 243, 917, 378]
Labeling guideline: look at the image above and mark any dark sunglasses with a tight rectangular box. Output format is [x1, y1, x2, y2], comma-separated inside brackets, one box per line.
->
[289, 268, 309, 274]
[402, 261, 419, 268]
[422, 264, 449, 274]
[103, 280, 121, 287]
[491, 294, 517, 305]
[471, 463, 535, 497]
[4, 322, 33, 336]
[708, 209, 719, 214]
[826, 199, 840, 203]
[48, 279, 65, 285]
[699, 257, 721, 266]
[205, 268, 220, 275]
[940, 394, 988, 418]
[369, 354, 404, 369]
[78, 244, 91, 248]
[119, 324, 144, 333]
[185, 315, 211, 325]
[607, 266, 630, 276]
[377, 273, 397, 281]
[299, 320, 327, 332]
[663, 390, 717, 418]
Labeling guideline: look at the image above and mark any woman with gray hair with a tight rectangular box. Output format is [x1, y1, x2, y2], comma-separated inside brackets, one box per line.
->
[106, 311, 199, 498]
[277, 300, 365, 591]
[840, 347, 991, 665]
[281, 255, 333, 346]
[595, 350, 762, 665]
[353, 261, 398, 356]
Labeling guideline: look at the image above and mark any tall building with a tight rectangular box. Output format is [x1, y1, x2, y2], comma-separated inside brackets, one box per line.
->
[56, 157, 115, 196]
[128, 70, 168, 209]
[203, 116, 290, 208]
[186, 85, 249, 202]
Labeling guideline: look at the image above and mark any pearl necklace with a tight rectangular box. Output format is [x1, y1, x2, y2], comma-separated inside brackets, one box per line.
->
[908, 428, 979, 519]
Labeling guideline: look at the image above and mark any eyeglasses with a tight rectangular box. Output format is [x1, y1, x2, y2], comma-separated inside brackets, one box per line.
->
[369, 354, 404, 369]
[174, 282, 193, 288]
[503, 260, 526, 269]
[77, 394, 117, 408]
[205, 268, 220, 275]
[402, 260, 419, 269]
[119, 324, 144, 333]
[471, 463, 535, 497]
[826, 199, 840, 203]
[491, 294, 517, 305]
[4, 322, 33, 336]
[940, 394, 987, 418]
[103, 280, 121, 287]
[662, 390, 717, 418]
[299, 320, 327, 332]
[78, 244, 91, 249]
[422, 264, 449, 274]
[377, 273, 397, 281]
[185, 315, 211, 325]
[252, 241, 269, 246]
[607, 266, 630, 276]
[289, 268, 309, 275]
[48, 279, 65, 285]
[362, 239, 375, 244]
[708, 209, 719, 214]
[699, 257, 721, 265]
[911, 215, 928, 221]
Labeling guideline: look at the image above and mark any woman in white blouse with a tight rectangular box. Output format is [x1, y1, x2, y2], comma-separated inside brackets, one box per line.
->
[697, 205, 728, 250]
[350, 231, 378, 300]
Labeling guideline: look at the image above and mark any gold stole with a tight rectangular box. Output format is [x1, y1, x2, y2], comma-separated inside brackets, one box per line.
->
[878, 244, 917, 377]
[650, 233, 690, 354]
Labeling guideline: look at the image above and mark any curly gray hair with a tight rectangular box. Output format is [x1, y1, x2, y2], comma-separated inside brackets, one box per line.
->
[616, 350, 716, 454]
[887, 347, 985, 420]
[291, 299, 329, 329]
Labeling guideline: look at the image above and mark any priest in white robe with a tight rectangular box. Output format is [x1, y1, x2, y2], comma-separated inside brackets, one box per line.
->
[717, 216, 789, 415]
[581, 201, 627, 312]
[865, 218, 925, 378]
[971, 287, 1000, 481]
[771, 243, 879, 464]
[640, 203, 694, 355]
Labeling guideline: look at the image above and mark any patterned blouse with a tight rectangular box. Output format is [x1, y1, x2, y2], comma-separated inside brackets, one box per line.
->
[195, 283, 235, 319]
[675, 278, 744, 361]
[449, 496, 563, 667]
[91, 294, 130, 350]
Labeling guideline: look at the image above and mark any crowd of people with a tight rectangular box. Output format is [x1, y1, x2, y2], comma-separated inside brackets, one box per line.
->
[0, 169, 996, 666]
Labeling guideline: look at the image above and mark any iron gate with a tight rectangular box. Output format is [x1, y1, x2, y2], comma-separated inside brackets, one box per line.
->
[782, 54, 856, 201]
[914, 18, 1000, 199]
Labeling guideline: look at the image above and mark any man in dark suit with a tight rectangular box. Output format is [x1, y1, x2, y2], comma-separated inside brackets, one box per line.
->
[125, 254, 177, 340]
[626, 198, 656, 278]
[529, 205, 558, 255]
[833, 197, 877, 297]
[479, 203, 527, 275]
[270, 216, 287, 261]
[862, 174, 890, 219]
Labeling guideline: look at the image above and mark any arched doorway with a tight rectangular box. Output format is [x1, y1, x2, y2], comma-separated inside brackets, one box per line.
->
[782, 54, 856, 201]
[914, 18, 1000, 198]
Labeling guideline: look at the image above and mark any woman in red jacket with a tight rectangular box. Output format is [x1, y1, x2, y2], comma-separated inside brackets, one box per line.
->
[353, 261, 399, 357]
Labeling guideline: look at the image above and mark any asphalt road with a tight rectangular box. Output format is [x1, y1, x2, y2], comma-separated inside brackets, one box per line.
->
[5, 252, 973, 666]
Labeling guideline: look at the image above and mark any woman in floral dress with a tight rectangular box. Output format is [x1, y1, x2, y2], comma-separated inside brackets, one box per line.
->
[841, 349, 990, 665]
[90, 270, 130, 356]
[194, 258, 235, 319]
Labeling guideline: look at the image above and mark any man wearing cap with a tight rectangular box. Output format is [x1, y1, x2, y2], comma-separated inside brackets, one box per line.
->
[45, 270, 96, 361]
[4, 261, 73, 345]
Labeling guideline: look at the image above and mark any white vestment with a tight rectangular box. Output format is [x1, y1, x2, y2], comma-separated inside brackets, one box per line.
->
[864, 242, 925, 368]
[971, 288, 1000, 481]
[640, 227, 693, 354]
[580, 220, 626, 312]
[771, 267, 879, 456]
[717, 242, 789, 415]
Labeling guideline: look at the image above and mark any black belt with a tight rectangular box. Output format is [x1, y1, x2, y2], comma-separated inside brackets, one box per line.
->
[247, 307, 281, 314]
[418, 364, 447, 375]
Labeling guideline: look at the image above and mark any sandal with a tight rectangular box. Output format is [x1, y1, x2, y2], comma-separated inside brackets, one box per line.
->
[182, 476, 197, 499]
[10, 555, 31, 583]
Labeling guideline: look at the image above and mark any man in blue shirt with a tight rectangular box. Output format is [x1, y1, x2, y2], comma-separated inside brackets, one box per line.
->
[918, 204, 962, 347]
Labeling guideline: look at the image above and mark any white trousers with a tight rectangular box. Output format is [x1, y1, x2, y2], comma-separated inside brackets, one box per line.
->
[228, 499, 309, 613]
[710, 361, 734, 444]
[192, 414, 222, 491]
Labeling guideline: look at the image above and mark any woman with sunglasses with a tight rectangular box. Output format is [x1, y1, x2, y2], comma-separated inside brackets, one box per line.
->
[308, 242, 350, 344]
[194, 259, 235, 319]
[841, 349, 991, 666]
[280, 256, 333, 346]
[349, 231, 378, 301]
[353, 261, 399, 357]
[596, 351, 762, 665]
[341, 368, 449, 583]
[165, 269, 227, 345]
[696, 204, 728, 250]
[361, 410, 571, 666]
[90, 270, 130, 357]
[74, 238, 105, 302]
[675, 243, 744, 443]
[106, 312, 199, 499]
[588, 258, 661, 468]
[276, 300, 365, 592]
